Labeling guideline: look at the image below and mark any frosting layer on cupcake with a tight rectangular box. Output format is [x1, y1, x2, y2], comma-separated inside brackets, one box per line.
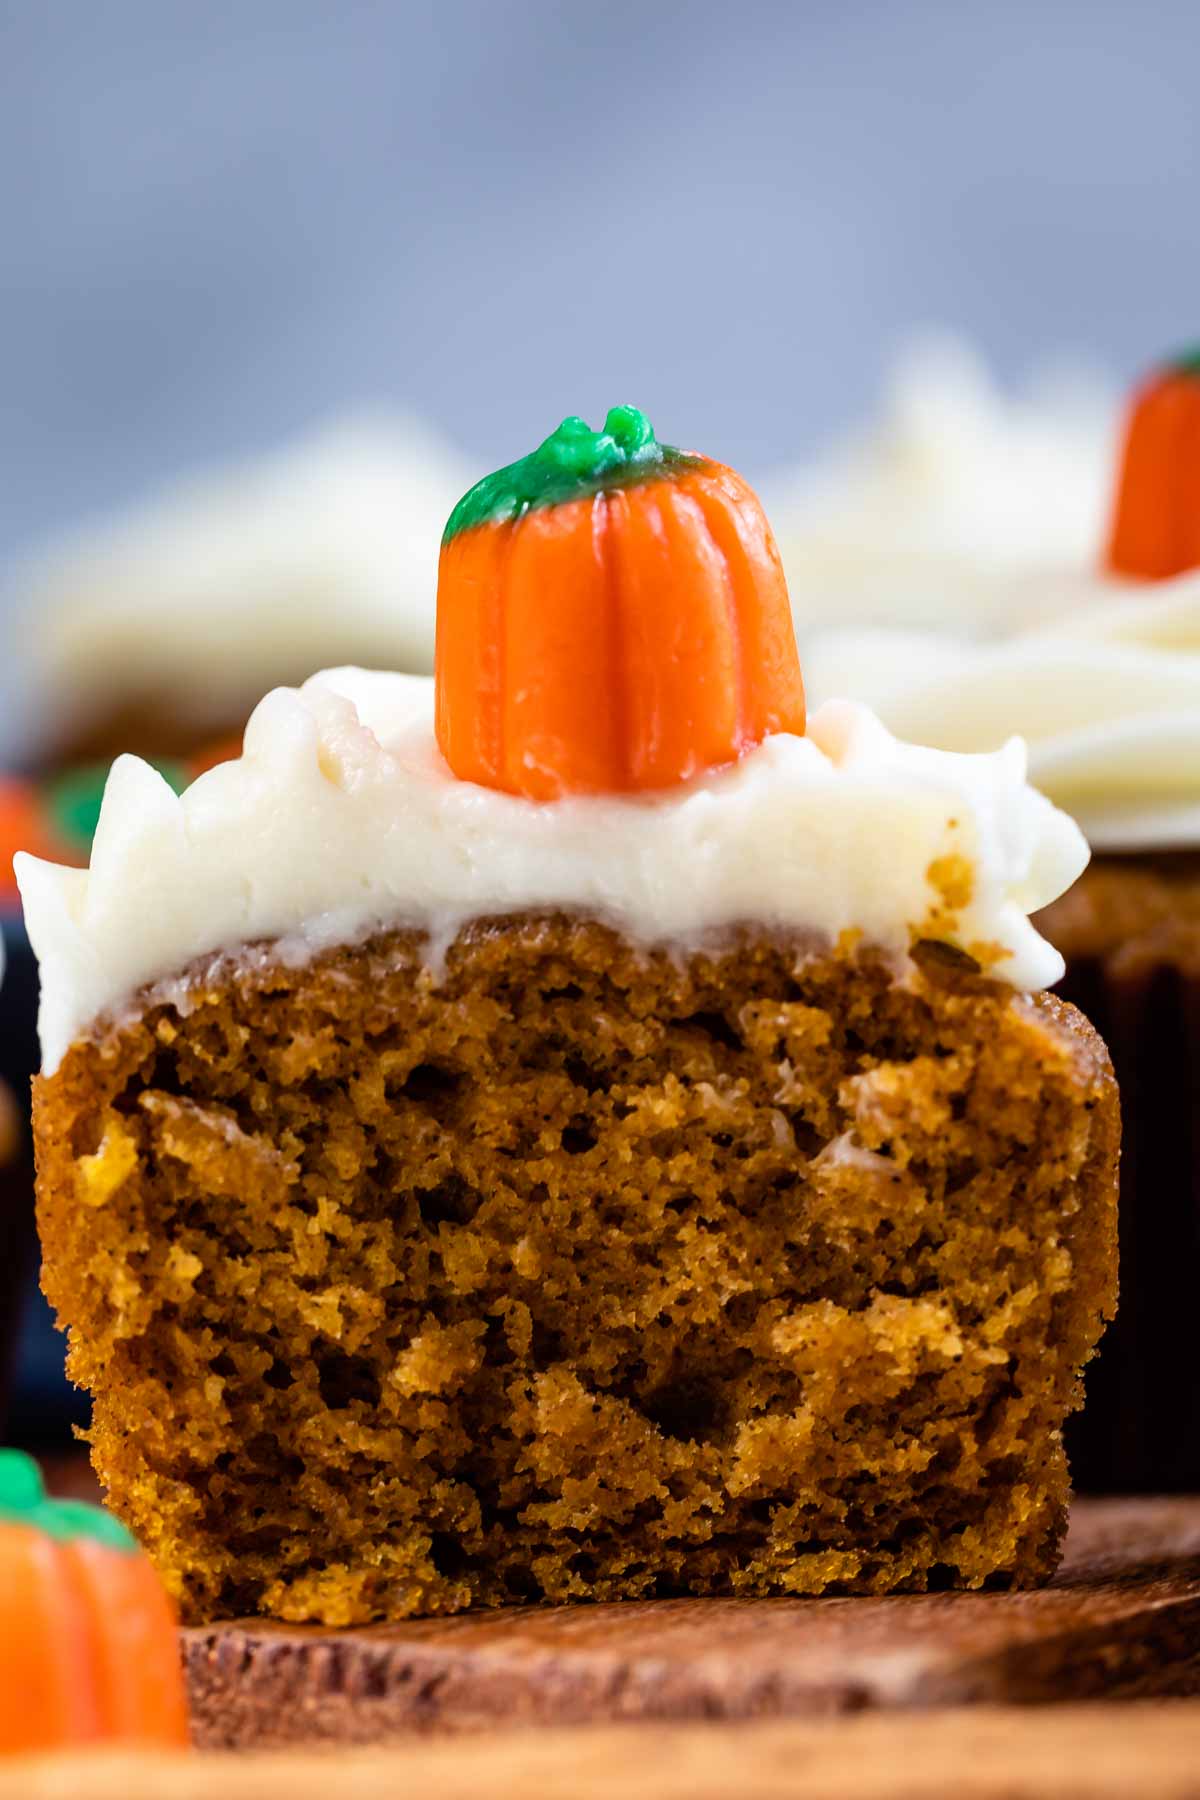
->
[18, 672, 1087, 1073]
[805, 577, 1200, 851]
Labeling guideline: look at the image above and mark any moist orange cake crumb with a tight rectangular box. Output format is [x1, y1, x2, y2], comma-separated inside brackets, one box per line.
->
[33, 917, 1117, 1626]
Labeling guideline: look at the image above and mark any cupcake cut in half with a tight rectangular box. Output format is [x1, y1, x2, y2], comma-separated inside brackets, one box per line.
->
[21, 408, 1116, 1625]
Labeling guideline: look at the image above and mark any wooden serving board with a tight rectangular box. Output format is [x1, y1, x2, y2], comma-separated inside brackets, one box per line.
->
[7, 1705, 1200, 1800]
[183, 1497, 1200, 1749]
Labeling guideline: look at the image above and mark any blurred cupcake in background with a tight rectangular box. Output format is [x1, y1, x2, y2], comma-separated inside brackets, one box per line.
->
[765, 334, 1119, 642]
[5, 412, 473, 769]
[804, 344, 1200, 1494]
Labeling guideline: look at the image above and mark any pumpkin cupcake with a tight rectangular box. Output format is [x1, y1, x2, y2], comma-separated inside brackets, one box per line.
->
[805, 346, 1200, 1492]
[20, 408, 1115, 1625]
[765, 335, 1117, 643]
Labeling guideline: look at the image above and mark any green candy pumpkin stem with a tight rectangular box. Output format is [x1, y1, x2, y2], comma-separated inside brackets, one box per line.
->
[442, 406, 702, 543]
[0, 1448, 136, 1552]
[1167, 345, 1200, 379]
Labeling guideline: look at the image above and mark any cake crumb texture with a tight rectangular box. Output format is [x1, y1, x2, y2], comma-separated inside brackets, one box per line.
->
[33, 917, 1118, 1625]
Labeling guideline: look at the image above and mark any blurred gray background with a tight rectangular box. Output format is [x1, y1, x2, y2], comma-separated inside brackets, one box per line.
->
[2, 0, 1197, 569]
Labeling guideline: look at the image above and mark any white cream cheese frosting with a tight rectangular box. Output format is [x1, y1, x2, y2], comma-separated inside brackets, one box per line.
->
[765, 336, 1118, 641]
[6, 416, 474, 755]
[17, 670, 1087, 1075]
[804, 576, 1200, 851]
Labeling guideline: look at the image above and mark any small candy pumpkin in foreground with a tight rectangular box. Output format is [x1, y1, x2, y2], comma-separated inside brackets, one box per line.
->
[1106, 347, 1200, 580]
[0, 1450, 189, 1752]
[436, 406, 805, 799]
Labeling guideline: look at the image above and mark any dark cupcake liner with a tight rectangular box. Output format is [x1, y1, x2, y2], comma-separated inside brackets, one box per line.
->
[1059, 954, 1200, 1493]
[0, 1139, 36, 1431]
[0, 915, 52, 1438]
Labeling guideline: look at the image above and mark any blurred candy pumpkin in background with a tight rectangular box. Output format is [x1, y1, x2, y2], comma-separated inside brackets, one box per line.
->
[1107, 347, 1200, 580]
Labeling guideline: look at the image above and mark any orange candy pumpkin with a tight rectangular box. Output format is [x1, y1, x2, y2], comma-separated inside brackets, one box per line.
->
[1106, 351, 1200, 580]
[0, 1451, 188, 1752]
[436, 407, 805, 800]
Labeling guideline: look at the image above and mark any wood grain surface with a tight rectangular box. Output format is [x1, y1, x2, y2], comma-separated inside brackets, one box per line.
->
[183, 1496, 1200, 1749]
[4, 1704, 1200, 1800]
